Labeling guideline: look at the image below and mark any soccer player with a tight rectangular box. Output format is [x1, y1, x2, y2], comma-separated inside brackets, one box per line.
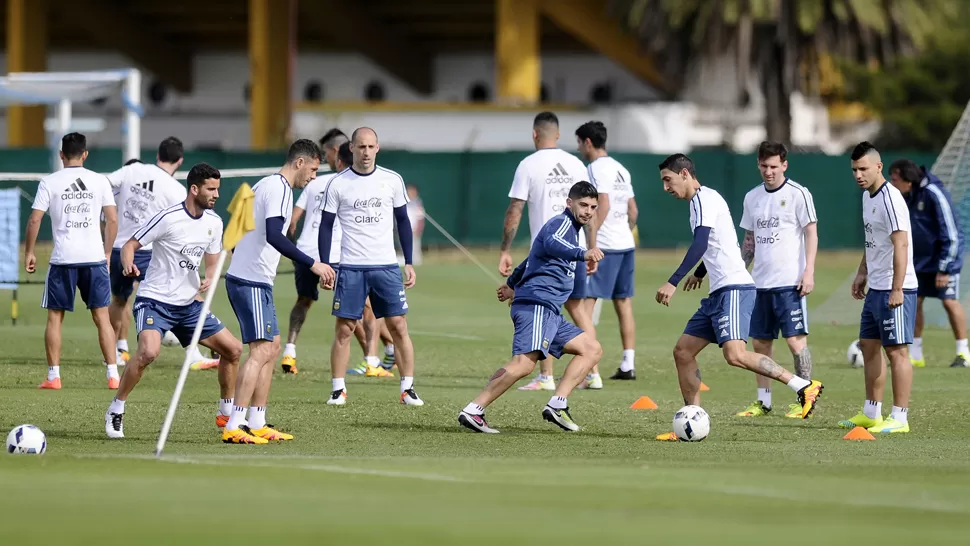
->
[318, 127, 423, 406]
[24, 132, 120, 390]
[889, 159, 968, 368]
[841, 142, 918, 434]
[499, 111, 603, 391]
[653, 154, 823, 441]
[459, 182, 605, 433]
[222, 139, 335, 443]
[735, 141, 819, 418]
[576, 121, 639, 380]
[104, 163, 244, 439]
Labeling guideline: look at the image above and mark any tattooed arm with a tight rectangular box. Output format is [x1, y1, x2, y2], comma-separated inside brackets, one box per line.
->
[741, 230, 755, 268]
[498, 199, 525, 276]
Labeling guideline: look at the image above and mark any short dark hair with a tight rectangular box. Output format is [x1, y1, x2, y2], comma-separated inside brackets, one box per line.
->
[757, 141, 788, 162]
[319, 128, 348, 149]
[568, 181, 598, 200]
[337, 141, 353, 168]
[534, 111, 559, 130]
[157, 137, 183, 163]
[123, 158, 142, 166]
[575, 121, 607, 149]
[286, 139, 322, 164]
[851, 141, 879, 161]
[186, 162, 221, 187]
[890, 159, 922, 185]
[658, 153, 697, 178]
[61, 132, 87, 160]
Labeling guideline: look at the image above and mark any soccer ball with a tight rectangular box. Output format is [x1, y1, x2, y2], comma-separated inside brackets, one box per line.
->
[672, 405, 710, 442]
[162, 330, 180, 347]
[6, 424, 46, 455]
[847, 340, 864, 368]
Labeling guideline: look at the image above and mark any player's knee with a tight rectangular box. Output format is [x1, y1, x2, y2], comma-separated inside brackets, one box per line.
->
[224, 339, 243, 363]
[584, 338, 603, 362]
[138, 344, 161, 364]
[673, 344, 691, 365]
[722, 346, 747, 368]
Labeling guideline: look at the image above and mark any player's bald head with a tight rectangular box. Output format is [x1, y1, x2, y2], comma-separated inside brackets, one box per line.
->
[351, 127, 378, 145]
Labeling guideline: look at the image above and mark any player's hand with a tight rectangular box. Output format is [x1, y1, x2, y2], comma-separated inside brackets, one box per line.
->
[683, 275, 703, 292]
[798, 270, 815, 297]
[584, 248, 604, 263]
[851, 273, 867, 300]
[937, 272, 950, 289]
[123, 261, 140, 278]
[655, 282, 677, 306]
[497, 284, 514, 303]
[888, 288, 904, 309]
[199, 277, 211, 294]
[586, 259, 598, 275]
[310, 261, 335, 286]
[24, 253, 36, 274]
[499, 251, 513, 277]
[403, 264, 416, 289]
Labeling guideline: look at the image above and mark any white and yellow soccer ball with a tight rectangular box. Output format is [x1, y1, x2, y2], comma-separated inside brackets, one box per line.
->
[6, 424, 46, 455]
[672, 405, 710, 442]
[847, 340, 864, 368]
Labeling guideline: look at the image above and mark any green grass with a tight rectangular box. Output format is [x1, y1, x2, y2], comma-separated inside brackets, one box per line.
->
[1, 249, 969, 545]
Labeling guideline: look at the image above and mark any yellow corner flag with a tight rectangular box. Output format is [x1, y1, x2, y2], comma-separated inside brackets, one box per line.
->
[223, 182, 255, 251]
[632, 225, 640, 247]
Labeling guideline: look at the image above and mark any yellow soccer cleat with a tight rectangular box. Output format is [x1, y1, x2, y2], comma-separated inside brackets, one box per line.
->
[281, 355, 298, 374]
[364, 365, 394, 378]
[222, 427, 268, 444]
[655, 431, 678, 441]
[838, 412, 883, 430]
[118, 350, 130, 363]
[796, 380, 824, 419]
[867, 417, 909, 434]
[249, 426, 294, 441]
[736, 401, 771, 417]
[911, 358, 926, 368]
[784, 403, 804, 419]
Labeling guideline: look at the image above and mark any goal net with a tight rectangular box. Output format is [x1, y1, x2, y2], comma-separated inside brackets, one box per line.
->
[813, 99, 970, 328]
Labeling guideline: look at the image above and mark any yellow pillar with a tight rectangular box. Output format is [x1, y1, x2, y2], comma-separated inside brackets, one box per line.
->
[496, 0, 539, 104]
[6, 0, 47, 147]
[249, 0, 292, 150]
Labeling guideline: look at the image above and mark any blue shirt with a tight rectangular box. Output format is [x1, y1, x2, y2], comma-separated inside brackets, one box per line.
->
[904, 168, 964, 274]
[507, 209, 587, 312]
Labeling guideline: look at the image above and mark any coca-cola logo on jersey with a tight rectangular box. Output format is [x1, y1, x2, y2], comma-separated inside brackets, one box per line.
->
[63, 202, 91, 214]
[179, 245, 205, 257]
[548, 187, 569, 199]
[125, 198, 148, 212]
[353, 197, 382, 208]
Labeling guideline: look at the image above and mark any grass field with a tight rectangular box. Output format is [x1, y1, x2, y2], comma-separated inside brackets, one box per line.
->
[1, 248, 969, 545]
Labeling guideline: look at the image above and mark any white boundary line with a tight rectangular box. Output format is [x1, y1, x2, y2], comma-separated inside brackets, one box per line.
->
[409, 329, 484, 341]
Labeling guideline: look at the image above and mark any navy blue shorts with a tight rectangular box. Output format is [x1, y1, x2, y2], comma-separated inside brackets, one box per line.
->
[684, 285, 756, 346]
[109, 248, 152, 301]
[916, 271, 960, 300]
[510, 303, 584, 359]
[293, 260, 323, 301]
[569, 260, 588, 300]
[225, 275, 279, 344]
[860, 289, 917, 346]
[750, 287, 809, 340]
[133, 297, 225, 347]
[586, 249, 635, 300]
[43, 262, 110, 312]
[332, 266, 407, 320]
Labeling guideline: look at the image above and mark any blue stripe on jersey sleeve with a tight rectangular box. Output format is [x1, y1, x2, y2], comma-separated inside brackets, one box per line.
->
[134, 206, 180, 241]
[882, 191, 900, 231]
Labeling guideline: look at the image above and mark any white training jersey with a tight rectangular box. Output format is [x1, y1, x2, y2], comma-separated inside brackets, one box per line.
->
[133, 204, 224, 306]
[226, 174, 293, 286]
[739, 179, 818, 289]
[323, 166, 408, 266]
[32, 166, 116, 265]
[863, 182, 918, 291]
[508, 148, 588, 247]
[295, 173, 340, 263]
[587, 156, 636, 251]
[108, 162, 187, 250]
[689, 187, 754, 293]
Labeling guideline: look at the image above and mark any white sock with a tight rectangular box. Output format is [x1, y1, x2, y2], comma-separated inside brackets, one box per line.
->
[365, 355, 381, 367]
[106, 363, 119, 379]
[620, 349, 635, 372]
[219, 398, 233, 416]
[957, 339, 968, 355]
[284, 343, 296, 358]
[401, 376, 414, 393]
[890, 405, 908, 424]
[757, 388, 772, 408]
[863, 399, 882, 420]
[109, 398, 125, 415]
[332, 377, 346, 392]
[384, 344, 395, 356]
[911, 337, 924, 360]
[187, 345, 203, 361]
[538, 374, 552, 383]
[248, 406, 266, 430]
[786, 376, 810, 392]
[463, 402, 484, 415]
[225, 406, 248, 431]
[48, 365, 60, 381]
[548, 395, 568, 409]
[117, 339, 129, 352]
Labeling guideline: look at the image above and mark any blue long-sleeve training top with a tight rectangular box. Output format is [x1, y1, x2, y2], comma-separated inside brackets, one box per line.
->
[506, 209, 587, 313]
[905, 167, 964, 274]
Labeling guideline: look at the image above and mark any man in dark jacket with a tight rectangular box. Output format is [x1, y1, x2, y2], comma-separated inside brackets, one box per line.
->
[889, 159, 968, 368]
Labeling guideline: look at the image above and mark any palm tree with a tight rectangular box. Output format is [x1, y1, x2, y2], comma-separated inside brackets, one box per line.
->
[609, 0, 956, 145]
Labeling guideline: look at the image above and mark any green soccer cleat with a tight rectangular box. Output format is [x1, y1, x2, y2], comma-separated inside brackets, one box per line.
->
[838, 411, 883, 429]
[911, 357, 926, 368]
[867, 417, 909, 434]
[784, 403, 805, 419]
[736, 401, 771, 417]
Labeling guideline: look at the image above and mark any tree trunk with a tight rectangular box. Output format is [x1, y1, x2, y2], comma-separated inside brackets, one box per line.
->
[761, 44, 792, 145]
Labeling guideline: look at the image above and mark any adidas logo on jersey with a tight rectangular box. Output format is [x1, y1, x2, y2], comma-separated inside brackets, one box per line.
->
[61, 178, 94, 200]
[137, 180, 155, 192]
[720, 328, 729, 337]
[545, 163, 574, 185]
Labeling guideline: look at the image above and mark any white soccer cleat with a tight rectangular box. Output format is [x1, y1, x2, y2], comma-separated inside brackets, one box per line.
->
[327, 389, 347, 405]
[400, 388, 425, 406]
[105, 411, 124, 439]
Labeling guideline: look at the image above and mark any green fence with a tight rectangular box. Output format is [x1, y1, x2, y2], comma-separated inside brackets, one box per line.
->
[0, 147, 937, 249]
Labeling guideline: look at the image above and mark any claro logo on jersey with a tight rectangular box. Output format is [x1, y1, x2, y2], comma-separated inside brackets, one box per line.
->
[353, 197, 383, 223]
[61, 178, 94, 200]
[178, 245, 205, 270]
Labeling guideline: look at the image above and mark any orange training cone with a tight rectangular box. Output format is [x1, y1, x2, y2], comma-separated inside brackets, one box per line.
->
[699, 382, 710, 391]
[843, 426, 876, 441]
[630, 396, 658, 410]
